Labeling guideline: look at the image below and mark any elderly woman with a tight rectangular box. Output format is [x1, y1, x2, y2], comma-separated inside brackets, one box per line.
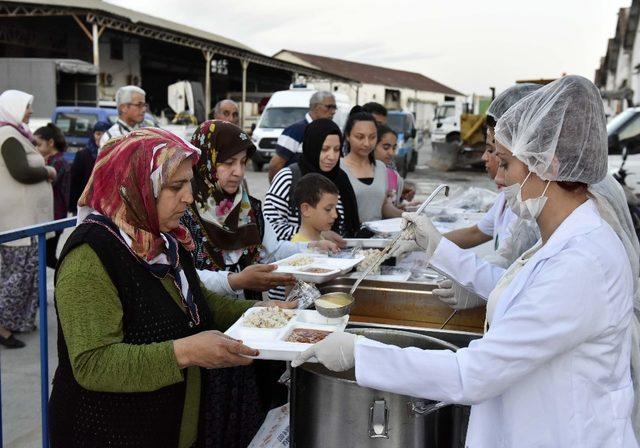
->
[49, 128, 287, 448]
[183, 120, 336, 301]
[0, 90, 55, 348]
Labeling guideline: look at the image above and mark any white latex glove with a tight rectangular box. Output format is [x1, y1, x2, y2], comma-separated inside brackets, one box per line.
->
[389, 239, 421, 257]
[291, 331, 358, 372]
[433, 279, 486, 310]
[401, 212, 442, 258]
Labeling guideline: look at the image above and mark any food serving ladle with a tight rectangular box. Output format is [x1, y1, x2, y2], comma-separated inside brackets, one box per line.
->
[348, 184, 450, 296]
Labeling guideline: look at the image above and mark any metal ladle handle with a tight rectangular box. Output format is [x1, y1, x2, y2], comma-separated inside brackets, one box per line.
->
[349, 184, 450, 296]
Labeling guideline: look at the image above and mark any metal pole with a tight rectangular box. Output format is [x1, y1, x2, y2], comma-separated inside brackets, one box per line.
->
[240, 59, 249, 130]
[204, 51, 213, 118]
[37, 234, 49, 448]
[92, 22, 100, 105]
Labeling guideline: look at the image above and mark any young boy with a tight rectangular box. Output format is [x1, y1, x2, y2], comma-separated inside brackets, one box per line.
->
[291, 173, 340, 243]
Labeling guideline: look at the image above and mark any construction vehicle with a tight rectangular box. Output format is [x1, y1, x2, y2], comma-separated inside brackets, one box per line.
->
[429, 100, 486, 171]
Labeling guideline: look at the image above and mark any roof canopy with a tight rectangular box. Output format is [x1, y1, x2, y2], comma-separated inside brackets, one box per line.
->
[0, 0, 358, 83]
[275, 49, 464, 96]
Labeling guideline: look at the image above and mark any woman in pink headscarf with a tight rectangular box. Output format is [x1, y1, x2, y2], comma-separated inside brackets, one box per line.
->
[49, 128, 281, 448]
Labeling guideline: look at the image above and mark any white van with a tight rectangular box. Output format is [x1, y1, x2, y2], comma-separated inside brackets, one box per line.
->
[250, 86, 351, 171]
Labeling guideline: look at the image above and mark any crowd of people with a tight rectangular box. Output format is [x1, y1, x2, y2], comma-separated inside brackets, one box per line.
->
[0, 74, 639, 446]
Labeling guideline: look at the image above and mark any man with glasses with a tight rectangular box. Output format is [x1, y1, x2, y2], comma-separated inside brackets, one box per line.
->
[268, 91, 337, 182]
[99, 85, 148, 149]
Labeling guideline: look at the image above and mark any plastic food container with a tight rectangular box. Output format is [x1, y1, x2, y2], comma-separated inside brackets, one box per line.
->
[224, 308, 349, 361]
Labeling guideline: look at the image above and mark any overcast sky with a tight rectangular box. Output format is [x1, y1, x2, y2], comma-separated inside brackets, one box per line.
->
[108, 0, 629, 96]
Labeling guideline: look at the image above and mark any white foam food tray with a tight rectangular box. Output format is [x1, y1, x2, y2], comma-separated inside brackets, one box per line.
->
[364, 214, 486, 235]
[344, 238, 392, 248]
[347, 269, 411, 282]
[274, 253, 364, 283]
[225, 308, 349, 361]
[363, 218, 404, 235]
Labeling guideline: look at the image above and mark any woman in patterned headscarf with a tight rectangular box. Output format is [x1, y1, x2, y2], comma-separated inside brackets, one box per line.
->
[49, 127, 268, 448]
[182, 120, 337, 447]
[183, 120, 337, 300]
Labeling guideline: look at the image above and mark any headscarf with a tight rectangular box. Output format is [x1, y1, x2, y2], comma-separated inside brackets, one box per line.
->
[299, 118, 361, 236]
[189, 120, 261, 270]
[86, 120, 111, 159]
[78, 127, 200, 262]
[0, 90, 36, 144]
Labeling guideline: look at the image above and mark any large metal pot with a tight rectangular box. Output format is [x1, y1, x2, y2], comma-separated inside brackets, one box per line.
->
[291, 328, 469, 448]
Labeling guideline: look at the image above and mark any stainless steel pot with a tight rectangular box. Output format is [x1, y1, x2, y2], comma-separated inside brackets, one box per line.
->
[291, 328, 469, 448]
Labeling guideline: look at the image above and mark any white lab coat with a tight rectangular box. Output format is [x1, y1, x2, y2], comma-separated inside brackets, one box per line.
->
[355, 200, 638, 447]
[197, 218, 307, 298]
[476, 190, 518, 249]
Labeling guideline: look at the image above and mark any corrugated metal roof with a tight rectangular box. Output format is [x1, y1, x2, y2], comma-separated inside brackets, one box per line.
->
[275, 49, 464, 96]
[3, 1, 358, 82]
[10, 0, 258, 52]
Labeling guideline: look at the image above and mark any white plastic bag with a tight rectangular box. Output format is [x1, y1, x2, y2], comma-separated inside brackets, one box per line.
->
[248, 404, 290, 448]
[286, 281, 320, 309]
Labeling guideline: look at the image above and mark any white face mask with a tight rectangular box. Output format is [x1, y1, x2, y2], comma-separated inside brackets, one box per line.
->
[503, 172, 551, 221]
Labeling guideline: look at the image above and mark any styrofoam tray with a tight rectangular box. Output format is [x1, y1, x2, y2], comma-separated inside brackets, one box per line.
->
[347, 267, 411, 282]
[364, 213, 486, 235]
[274, 253, 364, 282]
[363, 218, 404, 235]
[344, 238, 392, 248]
[225, 308, 349, 361]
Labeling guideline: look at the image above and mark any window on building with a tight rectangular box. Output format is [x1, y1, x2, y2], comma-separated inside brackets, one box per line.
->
[111, 38, 124, 60]
[385, 89, 401, 109]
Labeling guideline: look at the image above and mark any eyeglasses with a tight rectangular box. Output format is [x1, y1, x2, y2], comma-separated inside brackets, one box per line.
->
[127, 102, 148, 109]
[322, 104, 337, 110]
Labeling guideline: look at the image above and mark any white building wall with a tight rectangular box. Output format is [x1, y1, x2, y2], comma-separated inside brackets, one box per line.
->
[614, 48, 631, 91]
[97, 35, 142, 102]
[306, 77, 460, 130]
[632, 26, 640, 105]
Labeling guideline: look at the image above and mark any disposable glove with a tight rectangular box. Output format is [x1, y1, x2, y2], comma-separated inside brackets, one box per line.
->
[291, 331, 358, 372]
[433, 279, 486, 310]
[401, 212, 443, 258]
[389, 239, 421, 257]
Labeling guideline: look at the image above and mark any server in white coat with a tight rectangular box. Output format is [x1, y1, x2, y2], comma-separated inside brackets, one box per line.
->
[294, 76, 639, 447]
[432, 84, 542, 310]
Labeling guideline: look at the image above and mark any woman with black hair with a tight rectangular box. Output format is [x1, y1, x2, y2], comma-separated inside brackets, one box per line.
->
[341, 110, 403, 222]
[34, 123, 70, 267]
[264, 118, 361, 240]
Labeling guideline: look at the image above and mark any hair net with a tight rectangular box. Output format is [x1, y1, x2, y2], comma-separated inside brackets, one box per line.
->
[486, 83, 542, 122]
[494, 75, 607, 184]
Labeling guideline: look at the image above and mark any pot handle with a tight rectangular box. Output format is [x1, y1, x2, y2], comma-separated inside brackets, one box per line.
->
[368, 399, 389, 439]
[409, 400, 450, 416]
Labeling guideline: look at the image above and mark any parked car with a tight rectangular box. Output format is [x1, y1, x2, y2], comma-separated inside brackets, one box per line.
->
[607, 107, 640, 195]
[387, 110, 417, 177]
[250, 86, 351, 172]
[52, 106, 158, 162]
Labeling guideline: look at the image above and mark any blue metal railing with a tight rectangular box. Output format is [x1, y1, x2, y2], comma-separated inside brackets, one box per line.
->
[0, 217, 77, 448]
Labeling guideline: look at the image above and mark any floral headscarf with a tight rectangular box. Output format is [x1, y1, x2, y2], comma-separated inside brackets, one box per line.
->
[191, 120, 262, 269]
[78, 127, 200, 261]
